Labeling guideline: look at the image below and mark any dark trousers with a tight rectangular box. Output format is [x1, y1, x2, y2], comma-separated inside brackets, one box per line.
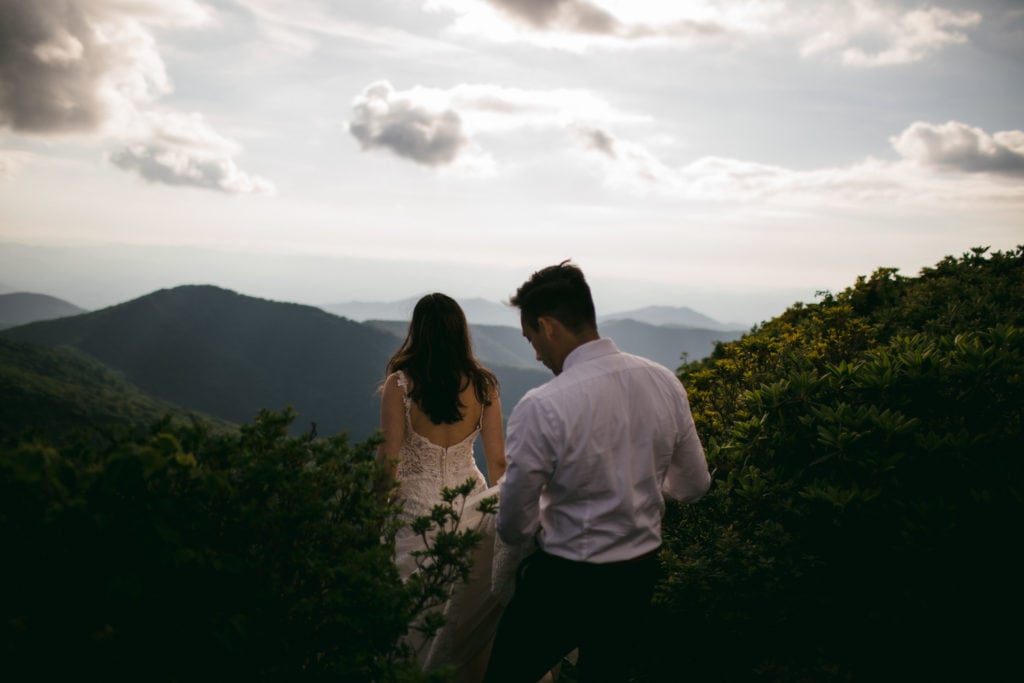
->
[483, 548, 659, 683]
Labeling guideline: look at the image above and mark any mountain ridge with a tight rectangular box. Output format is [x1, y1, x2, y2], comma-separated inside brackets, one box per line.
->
[2, 285, 397, 439]
[324, 297, 744, 330]
[0, 292, 87, 330]
[1, 286, 553, 448]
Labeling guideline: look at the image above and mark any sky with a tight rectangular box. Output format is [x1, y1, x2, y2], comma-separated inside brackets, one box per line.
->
[1, 0, 1022, 326]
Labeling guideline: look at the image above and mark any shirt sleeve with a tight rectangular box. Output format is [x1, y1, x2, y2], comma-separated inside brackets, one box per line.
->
[661, 385, 712, 503]
[497, 394, 556, 546]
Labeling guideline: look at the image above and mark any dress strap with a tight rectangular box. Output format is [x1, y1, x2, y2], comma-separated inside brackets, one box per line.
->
[395, 370, 412, 417]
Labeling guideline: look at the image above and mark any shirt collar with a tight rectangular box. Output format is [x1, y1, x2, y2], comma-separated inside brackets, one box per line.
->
[562, 337, 619, 373]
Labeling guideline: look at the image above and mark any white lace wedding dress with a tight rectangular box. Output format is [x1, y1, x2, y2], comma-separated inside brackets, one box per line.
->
[392, 372, 525, 680]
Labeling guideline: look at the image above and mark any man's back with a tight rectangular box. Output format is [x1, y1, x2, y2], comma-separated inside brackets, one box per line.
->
[498, 338, 709, 563]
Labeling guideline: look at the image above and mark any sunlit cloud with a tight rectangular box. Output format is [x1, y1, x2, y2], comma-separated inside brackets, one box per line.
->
[232, 0, 467, 57]
[348, 81, 474, 167]
[0, 0, 210, 134]
[0, 0, 274, 194]
[891, 121, 1024, 176]
[574, 121, 1024, 206]
[0, 149, 34, 180]
[109, 110, 275, 195]
[346, 80, 647, 169]
[424, 0, 980, 64]
[799, 0, 981, 67]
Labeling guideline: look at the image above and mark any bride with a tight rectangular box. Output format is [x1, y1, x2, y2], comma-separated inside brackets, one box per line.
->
[377, 293, 511, 681]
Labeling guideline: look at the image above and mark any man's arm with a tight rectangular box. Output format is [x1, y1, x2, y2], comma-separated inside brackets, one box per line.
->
[662, 387, 711, 503]
[497, 396, 555, 545]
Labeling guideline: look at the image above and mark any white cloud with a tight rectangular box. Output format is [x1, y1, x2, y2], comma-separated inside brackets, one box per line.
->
[427, 0, 738, 50]
[109, 111, 276, 195]
[233, 0, 467, 57]
[347, 80, 646, 168]
[891, 121, 1024, 176]
[0, 0, 211, 134]
[0, 149, 35, 180]
[800, 1, 981, 67]
[425, 0, 980, 64]
[0, 0, 273, 194]
[573, 122, 1024, 206]
[348, 81, 474, 167]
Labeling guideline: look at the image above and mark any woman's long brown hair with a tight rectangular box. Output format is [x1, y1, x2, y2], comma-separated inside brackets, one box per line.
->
[386, 293, 498, 425]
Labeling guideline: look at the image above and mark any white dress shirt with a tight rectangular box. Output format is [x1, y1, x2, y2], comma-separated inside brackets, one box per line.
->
[497, 338, 711, 564]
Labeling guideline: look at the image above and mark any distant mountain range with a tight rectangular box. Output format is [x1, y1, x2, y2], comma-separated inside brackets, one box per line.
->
[2, 286, 398, 439]
[324, 297, 520, 327]
[1, 286, 745, 452]
[0, 287, 550, 450]
[0, 292, 86, 330]
[323, 297, 748, 331]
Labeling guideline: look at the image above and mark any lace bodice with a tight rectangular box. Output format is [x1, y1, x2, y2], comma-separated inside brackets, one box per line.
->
[394, 371, 488, 529]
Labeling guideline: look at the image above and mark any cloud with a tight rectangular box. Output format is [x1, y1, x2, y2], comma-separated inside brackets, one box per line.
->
[428, 1, 978, 64]
[348, 81, 471, 167]
[0, 149, 30, 179]
[0, 1, 273, 194]
[233, 0, 468, 57]
[0, 0, 209, 134]
[347, 80, 646, 168]
[800, 1, 981, 67]
[571, 121, 1024, 206]
[891, 121, 1024, 176]
[485, 0, 621, 34]
[109, 111, 276, 195]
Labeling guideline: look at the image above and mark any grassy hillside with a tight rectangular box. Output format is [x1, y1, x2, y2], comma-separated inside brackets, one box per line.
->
[2, 285, 397, 439]
[646, 246, 1023, 682]
[0, 337, 226, 444]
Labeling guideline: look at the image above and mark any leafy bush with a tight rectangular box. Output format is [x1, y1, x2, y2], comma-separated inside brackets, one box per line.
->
[1, 410, 484, 682]
[650, 247, 1023, 681]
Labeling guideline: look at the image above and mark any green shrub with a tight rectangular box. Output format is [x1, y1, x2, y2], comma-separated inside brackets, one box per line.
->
[650, 247, 1024, 682]
[1, 409, 483, 682]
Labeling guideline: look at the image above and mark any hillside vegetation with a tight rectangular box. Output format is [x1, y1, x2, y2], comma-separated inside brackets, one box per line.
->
[648, 246, 1023, 681]
[0, 337, 226, 444]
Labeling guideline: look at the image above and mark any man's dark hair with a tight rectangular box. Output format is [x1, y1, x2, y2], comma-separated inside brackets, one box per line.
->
[510, 260, 597, 334]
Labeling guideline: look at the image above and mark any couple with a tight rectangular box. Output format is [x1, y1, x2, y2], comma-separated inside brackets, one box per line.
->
[378, 262, 712, 682]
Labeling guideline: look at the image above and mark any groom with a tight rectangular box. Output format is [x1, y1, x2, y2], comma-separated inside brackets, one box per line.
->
[483, 261, 712, 683]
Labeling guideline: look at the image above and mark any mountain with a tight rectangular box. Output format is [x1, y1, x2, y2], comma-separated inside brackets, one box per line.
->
[2, 285, 398, 440]
[599, 305, 744, 331]
[367, 320, 541, 370]
[324, 297, 519, 327]
[0, 292, 86, 330]
[0, 336, 224, 444]
[370, 317, 743, 373]
[601, 318, 744, 371]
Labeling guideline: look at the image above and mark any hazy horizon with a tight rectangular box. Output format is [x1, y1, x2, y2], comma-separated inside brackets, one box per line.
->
[0, 238, 967, 327]
[2, 1, 1021, 325]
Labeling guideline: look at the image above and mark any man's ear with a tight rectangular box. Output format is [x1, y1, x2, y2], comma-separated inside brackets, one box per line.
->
[536, 316, 555, 339]
[536, 316, 563, 340]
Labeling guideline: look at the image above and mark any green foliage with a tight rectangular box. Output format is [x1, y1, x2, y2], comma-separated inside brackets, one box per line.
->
[1, 409, 487, 682]
[401, 479, 498, 664]
[652, 246, 1024, 681]
[0, 337, 229, 445]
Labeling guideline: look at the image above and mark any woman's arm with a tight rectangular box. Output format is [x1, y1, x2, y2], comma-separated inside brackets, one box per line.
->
[377, 372, 406, 490]
[480, 386, 507, 486]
